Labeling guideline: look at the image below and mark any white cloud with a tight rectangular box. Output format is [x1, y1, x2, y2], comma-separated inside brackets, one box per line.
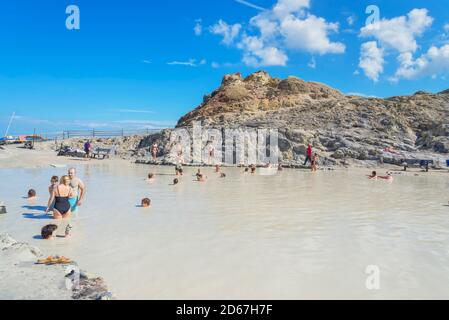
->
[392, 44, 449, 81]
[167, 59, 206, 67]
[194, 19, 202, 36]
[359, 41, 384, 82]
[142, 60, 151, 64]
[238, 35, 288, 66]
[307, 56, 316, 68]
[347, 15, 355, 26]
[210, 0, 345, 67]
[360, 8, 433, 53]
[211, 61, 237, 68]
[209, 20, 242, 45]
[445, 23, 449, 32]
[273, 0, 310, 18]
[358, 8, 438, 82]
[281, 14, 345, 54]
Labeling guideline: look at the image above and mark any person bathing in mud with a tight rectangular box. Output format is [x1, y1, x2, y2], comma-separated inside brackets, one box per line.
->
[175, 164, 184, 176]
[27, 189, 37, 201]
[311, 154, 319, 172]
[46, 175, 74, 219]
[367, 171, 393, 181]
[141, 198, 151, 208]
[151, 143, 158, 161]
[146, 173, 155, 182]
[46, 176, 59, 213]
[68, 168, 86, 214]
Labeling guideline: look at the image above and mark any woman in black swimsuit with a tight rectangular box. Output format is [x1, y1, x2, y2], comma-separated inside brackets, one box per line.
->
[46, 175, 73, 219]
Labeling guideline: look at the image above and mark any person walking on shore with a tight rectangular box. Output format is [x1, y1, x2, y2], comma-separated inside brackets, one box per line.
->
[67, 168, 86, 214]
[304, 144, 313, 166]
[84, 140, 92, 160]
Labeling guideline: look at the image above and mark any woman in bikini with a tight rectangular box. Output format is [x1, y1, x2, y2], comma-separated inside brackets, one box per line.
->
[46, 175, 74, 219]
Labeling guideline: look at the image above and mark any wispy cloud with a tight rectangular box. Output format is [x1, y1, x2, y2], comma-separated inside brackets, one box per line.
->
[114, 120, 176, 128]
[113, 108, 154, 114]
[167, 59, 206, 67]
[235, 0, 267, 12]
[194, 19, 203, 36]
[142, 59, 152, 64]
[346, 92, 379, 98]
[211, 61, 239, 68]
[308, 56, 316, 69]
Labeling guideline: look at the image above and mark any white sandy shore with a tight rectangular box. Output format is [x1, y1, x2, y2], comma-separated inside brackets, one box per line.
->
[0, 144, 129, 169]
[0, 233, 113, 300]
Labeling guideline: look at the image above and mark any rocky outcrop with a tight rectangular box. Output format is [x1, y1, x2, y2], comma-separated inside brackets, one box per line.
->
[0, 234, 114, 300]
[165, 71, 448, 166]
[42, 71, 448, 167]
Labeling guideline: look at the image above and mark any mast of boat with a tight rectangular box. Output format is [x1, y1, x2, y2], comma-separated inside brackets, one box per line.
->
[4, 112, 15, 137]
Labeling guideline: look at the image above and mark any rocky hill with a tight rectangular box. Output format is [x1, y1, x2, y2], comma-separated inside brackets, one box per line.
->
[164, 71, 448, 166]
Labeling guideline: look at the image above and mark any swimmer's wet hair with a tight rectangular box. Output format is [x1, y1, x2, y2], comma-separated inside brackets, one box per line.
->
[148, 173, 154, 179]
[173, 178, 179, 184]
[28, 189, 36, 197]
[41, 224, 58, 240]
[141, 198, 151, 207]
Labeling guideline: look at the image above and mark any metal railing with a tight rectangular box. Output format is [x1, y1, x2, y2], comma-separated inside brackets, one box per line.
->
[62, 128, 166, 139]
[3, 128, 169, 143]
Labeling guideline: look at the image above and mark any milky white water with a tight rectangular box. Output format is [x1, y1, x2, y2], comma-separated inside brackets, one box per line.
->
[1, 163, 449, 299]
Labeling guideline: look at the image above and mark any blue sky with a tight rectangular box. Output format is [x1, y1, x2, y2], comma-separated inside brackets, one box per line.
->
[0, 0, 448, 135]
